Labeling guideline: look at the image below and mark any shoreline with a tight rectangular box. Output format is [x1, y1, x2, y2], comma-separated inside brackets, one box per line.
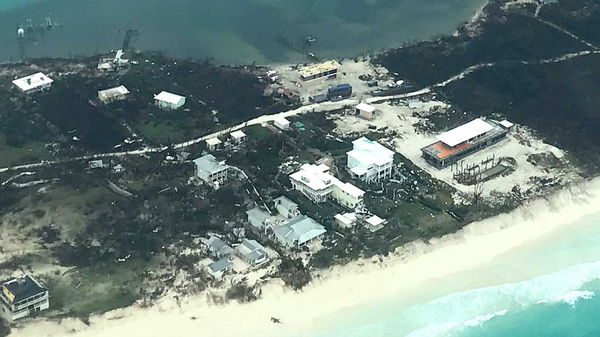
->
[10, 177, 600, 337]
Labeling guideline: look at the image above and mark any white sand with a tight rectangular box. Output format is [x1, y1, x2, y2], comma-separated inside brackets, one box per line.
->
[10, 177, 600, 337]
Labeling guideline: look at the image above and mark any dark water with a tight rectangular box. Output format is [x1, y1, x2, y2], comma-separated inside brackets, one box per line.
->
[0, 0, 486, 64]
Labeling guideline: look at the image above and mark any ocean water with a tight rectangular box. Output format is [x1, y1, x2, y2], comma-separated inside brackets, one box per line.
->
[305, 191, 600, 337]
[0, 0, 486, 64]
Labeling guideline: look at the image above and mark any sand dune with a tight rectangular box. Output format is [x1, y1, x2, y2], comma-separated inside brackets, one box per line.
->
[10, 178, 600, 337]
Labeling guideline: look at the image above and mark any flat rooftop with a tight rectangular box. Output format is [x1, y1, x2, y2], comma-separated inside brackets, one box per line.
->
[12, 72, 53, 91]
[438, 118, 494, 147]
[298, 60, 341, 78]
[154, 91, 185, 104]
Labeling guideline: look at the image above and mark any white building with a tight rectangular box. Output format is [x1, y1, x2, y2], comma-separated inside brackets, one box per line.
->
[355, 102, 377, 120]
[205, 137, 222, 151]
[193, 154, 229, 188]
[206, 236, 233, 259]
[12, 72, 53, 93]
[0, 275, 49, 321]
[289, 163, 365, 209]
[334, 212, 357, 228]
[246, 207, 273, 232]
[98, 85, 129, 104]
[347, 137, 395, 183]
[365, 215, 387, 232]
[230, 130, 247, 144]
[273, 117, 290, 131]
[154, 91, 186, 110]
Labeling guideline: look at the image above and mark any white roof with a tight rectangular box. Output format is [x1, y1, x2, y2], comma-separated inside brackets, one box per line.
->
[274, 117, 290, 125]
[438, 118, 494, 147]
[366, 215, 386, 226]
[499, 120, 514, 128]
[206, 137, 222, 146]
[336, 181, 365, 198]
[154, 91, 185, 104]
[334, 212, 357, 226]
[274, 215, 326, 247]
[12, 72, 53, 91]
[347, 137, 395, 167]
[99, 85, 129, 96]
[356, 102, 376, 113]
[230, 130, 246, 139]
[289, 163, 333, 192]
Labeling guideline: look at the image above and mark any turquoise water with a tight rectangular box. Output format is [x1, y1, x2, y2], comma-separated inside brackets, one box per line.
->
[306, 208, 600, 337]
[0, 0, 486, 64]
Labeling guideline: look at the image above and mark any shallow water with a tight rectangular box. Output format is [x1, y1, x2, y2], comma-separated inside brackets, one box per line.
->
[304, 192, 600, 337]
[0, 0, 486, 64]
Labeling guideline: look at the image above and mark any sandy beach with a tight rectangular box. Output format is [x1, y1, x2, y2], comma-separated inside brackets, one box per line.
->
[8, 177, 600, 337]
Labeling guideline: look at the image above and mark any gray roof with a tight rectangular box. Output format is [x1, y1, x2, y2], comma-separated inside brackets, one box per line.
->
[273, 215, 326, 247]
[193, 154, 228, 175]
[274, 196, 298, 213]
[235, 239, 268, 263]
[208, 258, 232, 273]
[207, 236, 233, 257]
[246, 207, 271, 229]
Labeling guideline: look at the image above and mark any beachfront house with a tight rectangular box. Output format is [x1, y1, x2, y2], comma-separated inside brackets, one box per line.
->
[273, 215, 326, 250]
[355, 102, 377, 120]
[0, 274, 49, 321]
[12, 72, 53, 94]
[347, 137, 395, 184]
[289, 163, 365, 209]
[206, 236, 233, 259]
[193, 154, 229, 189]
[234, 239, 269, 266]
[365, 215, 387, 232]
[98, 85, 130, 104]
[420, 118, 511, 169]
[273, 196, 300, 219]
[154, 91, 186, 110]
[206, 258, 233, 279]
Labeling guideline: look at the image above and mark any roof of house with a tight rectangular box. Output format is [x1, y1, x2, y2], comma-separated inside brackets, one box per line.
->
[366, 215, 386, 226]
[437, 118, 494, 147]
[499, 120, 514, 129]
[235, 239, 267, 263]
[273, 196, 298, 212]
[207, 258, 233, 273]
[347, 137, 395, 167]
[12, 72, 53, 91]
[193, 154, 228, 175]
[289, 163, 334, 192]
[207, 236, 233, 256]
[334, 212, 357, 226]
[98, 85, 129, 96]
[355, 102, 376, 113]
[298, 60, 341, 78]
[205, 137, 222, 146]
[230, 130, 246, 139]
[1, 275, 46, 303]
[273, 215, 326, 247]
[246, 207, 271, 228]
[335, 181, 365, 198]
[154, 91, 185, 104]
[273, 117, 290, 125]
